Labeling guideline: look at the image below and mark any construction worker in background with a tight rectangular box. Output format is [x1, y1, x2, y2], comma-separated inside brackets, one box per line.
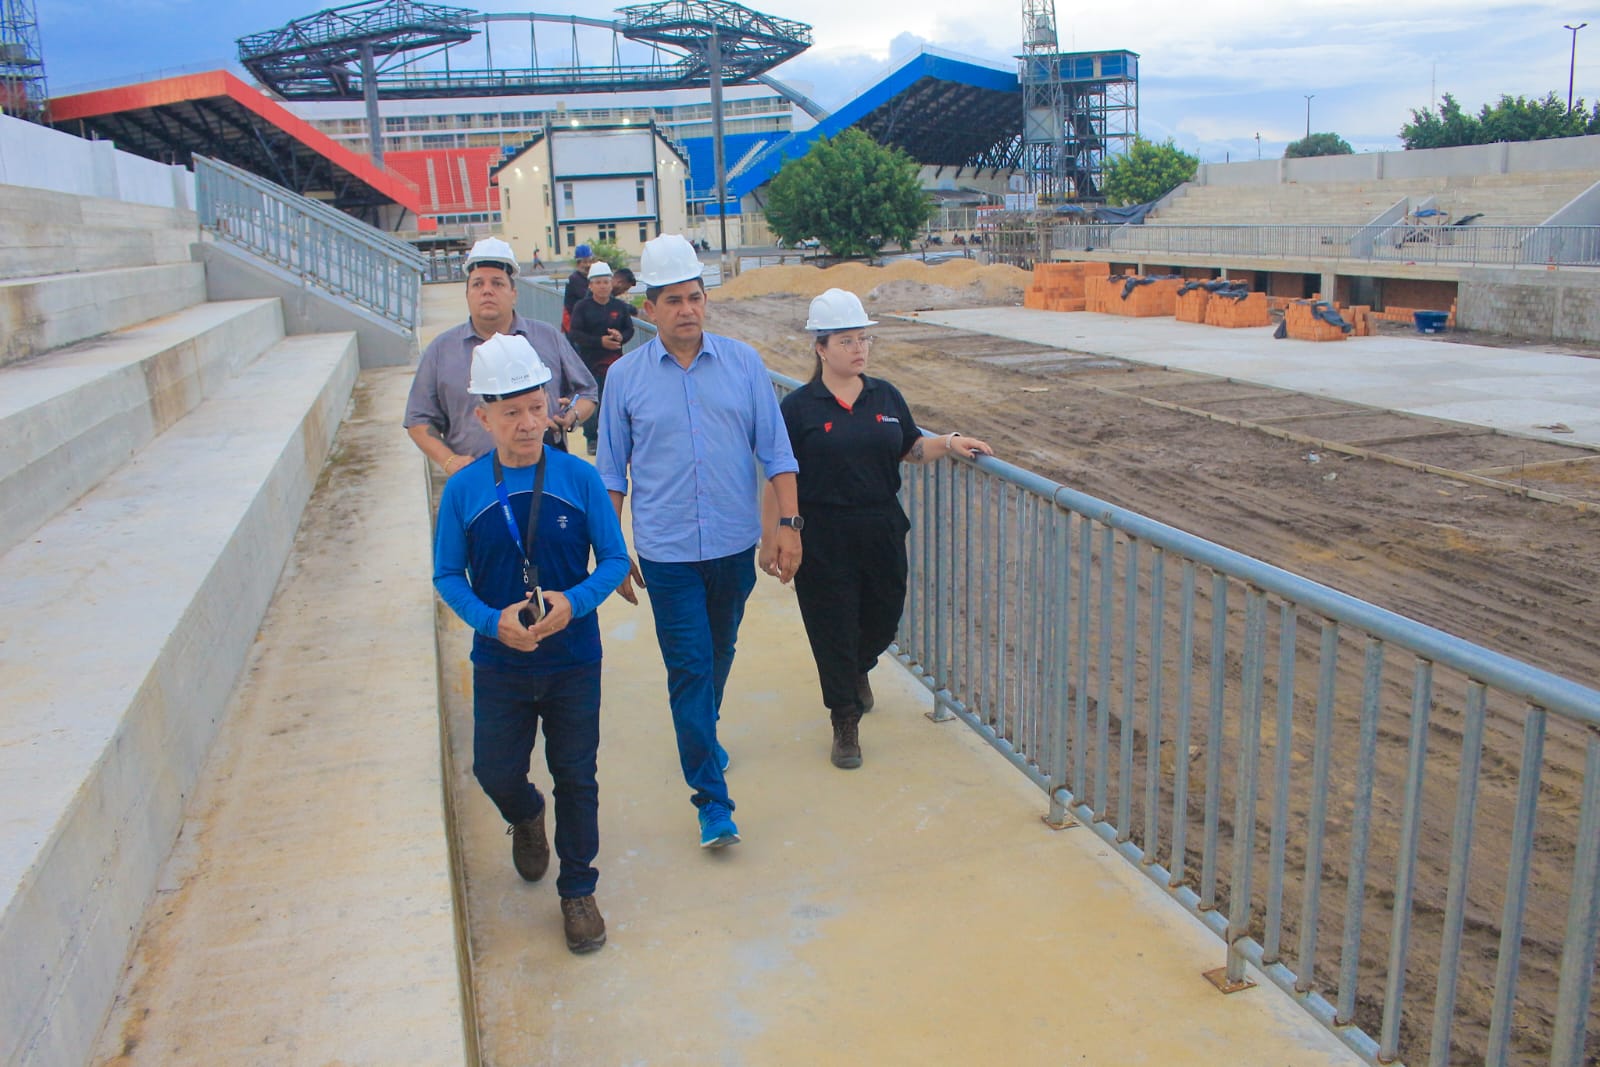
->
[562, 244, 596, 331]
[596, 234, 801, 851]
[405, 237, 597, 472]
[432, 334, 630, 954]
[765, 289, 992, 769]
[566, 261, 635, 456]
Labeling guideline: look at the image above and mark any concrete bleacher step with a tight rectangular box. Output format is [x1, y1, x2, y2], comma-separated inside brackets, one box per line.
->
[0, 298, 286, 555]
[0, 330, 358, 1067]
[1, 262, 208, 368]
[0, 184, 197, 282]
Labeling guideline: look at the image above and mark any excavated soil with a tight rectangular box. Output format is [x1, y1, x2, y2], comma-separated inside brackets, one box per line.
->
[711, 263, 1600, 1067]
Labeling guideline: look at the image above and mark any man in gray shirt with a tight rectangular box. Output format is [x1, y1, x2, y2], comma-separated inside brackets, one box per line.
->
[406, 238, 598, 475]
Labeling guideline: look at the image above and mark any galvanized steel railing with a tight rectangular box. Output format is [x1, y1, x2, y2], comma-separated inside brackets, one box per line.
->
[774, 367, 1600, 1067]
[194, 155, 425, 331]
[1058, 222, 1600, 268]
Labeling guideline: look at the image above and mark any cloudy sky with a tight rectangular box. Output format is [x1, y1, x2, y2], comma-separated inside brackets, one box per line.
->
[38, 0, 1598, 161]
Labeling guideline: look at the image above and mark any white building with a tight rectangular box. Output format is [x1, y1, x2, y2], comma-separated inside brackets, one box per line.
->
[492, 122, 689, 260]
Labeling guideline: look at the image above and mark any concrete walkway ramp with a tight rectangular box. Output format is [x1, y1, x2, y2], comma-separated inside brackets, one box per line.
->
[443, 479, 1362, 1066]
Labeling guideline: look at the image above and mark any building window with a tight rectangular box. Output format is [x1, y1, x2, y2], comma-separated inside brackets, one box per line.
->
[502, 191, 510, 214]
[636, 179, 646, 206]
[639, 221, 650, 242]
[597, 223, 617, 243]
[563, 183, 574, 209]
[566, 226, 576, 248]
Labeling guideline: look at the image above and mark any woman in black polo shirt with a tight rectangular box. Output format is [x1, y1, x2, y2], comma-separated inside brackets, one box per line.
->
[764, 288, 993, 770]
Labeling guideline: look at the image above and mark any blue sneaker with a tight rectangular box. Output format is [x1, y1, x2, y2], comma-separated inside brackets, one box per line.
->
[716, 742, 730, 774]
[698, 801, 740, 849]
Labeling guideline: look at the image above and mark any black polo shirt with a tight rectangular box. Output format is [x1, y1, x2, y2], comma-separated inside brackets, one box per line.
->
[781, 375, 921, 509]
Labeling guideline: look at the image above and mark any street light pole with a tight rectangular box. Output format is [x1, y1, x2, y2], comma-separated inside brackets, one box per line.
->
[1567, 23, 1588, 111]
[1303, 94, 1315, 139]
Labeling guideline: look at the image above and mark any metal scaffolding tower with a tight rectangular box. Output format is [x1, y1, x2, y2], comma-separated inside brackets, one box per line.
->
[1018, 0, 1136, 202]
[0, 0, 47, 123]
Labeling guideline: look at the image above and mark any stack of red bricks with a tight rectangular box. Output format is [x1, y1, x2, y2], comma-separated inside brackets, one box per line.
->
[1284, 300, 1351, 342]
[1174, 286, 1210, 323]
[1372, 303, 1457, 327]
[1023, 261, 1111, 312]
[1203, 291, 1272, 328]
[1088, 275, 1184, 318]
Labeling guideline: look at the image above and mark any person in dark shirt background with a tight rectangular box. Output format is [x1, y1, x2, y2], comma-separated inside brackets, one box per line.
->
[566, 262, 635, 456]
[765, 288, 992, 770]
[562, 244, 596, 331]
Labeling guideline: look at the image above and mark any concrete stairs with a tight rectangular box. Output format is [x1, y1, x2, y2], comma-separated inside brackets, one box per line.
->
[0, 184, 362, 1066]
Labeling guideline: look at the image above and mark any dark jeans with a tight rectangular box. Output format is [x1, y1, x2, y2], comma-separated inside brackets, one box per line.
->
[792, 506, 909, 715]
[638, 548, 757, 811]
[472, 662, 601, 898]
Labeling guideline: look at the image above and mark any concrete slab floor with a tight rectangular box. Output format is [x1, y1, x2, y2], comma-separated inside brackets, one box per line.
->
[908, 308, 1600, 447]
[446, 457, 1362, 1067]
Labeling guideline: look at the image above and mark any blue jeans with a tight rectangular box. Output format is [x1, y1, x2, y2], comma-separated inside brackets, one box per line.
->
[638, 548, 757, 811]
[472, 662, 601, 898]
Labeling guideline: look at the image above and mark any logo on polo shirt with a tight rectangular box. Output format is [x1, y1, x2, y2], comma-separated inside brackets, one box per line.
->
[876, 414, 900, 424]
[824, 421, 833, 433]
[557, 513, 570, 529]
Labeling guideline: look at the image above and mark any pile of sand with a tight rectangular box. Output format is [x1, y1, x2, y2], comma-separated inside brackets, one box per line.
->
[718, 259, 1031, 308]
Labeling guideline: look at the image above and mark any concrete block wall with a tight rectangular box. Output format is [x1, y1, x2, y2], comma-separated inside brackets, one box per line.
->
[1457, 268, 1600, 344]
[0, 113, 193, 209]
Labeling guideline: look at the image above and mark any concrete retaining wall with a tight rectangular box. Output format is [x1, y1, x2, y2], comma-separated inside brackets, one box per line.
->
[1457, 268, 1600, 343]
[0, 114, 194, 209]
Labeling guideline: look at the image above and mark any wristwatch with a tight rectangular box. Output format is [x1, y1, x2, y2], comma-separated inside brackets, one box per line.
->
[778, 515, 805, 531]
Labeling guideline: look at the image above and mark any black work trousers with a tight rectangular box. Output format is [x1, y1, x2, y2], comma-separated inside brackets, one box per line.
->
[792, 505, 910, 717]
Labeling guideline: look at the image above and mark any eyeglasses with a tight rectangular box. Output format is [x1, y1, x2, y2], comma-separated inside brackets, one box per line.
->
[832, 335, 876, 350]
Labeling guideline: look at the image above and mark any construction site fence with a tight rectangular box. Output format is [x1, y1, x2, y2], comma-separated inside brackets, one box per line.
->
[1055, 222, 1600, 268]
[776, 377, 1600, 1067]
[194, 156, 425, 332]
[511, 271, 1600, 1065]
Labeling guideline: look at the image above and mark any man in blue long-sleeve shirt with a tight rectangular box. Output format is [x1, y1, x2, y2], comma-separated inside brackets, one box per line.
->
[434, 333, 629, 954]
[596, 233, 802, 851]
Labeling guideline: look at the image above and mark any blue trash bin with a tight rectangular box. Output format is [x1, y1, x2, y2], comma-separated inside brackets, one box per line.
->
[1414, 310, 1449, 334]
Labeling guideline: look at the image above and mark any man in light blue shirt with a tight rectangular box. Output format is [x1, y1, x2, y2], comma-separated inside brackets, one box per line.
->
[596, 234, 802, 850]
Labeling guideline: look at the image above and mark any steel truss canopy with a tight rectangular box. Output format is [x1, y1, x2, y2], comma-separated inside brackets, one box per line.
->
[237, 0, 811, 101]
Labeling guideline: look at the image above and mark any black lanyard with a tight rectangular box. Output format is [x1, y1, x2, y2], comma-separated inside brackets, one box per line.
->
[491, 451, 547, 594]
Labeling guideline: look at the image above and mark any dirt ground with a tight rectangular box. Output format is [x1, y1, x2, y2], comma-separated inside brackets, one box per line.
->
[709, 261, 1600, 1066]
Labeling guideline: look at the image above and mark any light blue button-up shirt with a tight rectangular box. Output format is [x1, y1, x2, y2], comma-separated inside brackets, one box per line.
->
[597, 330, 798, 563]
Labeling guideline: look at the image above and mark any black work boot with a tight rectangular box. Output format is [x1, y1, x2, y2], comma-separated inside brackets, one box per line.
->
[561, 894, 607, 953]
[509, 808, 549, 882]
[856, 672, 875, 712]
[830, 710, 863, 769]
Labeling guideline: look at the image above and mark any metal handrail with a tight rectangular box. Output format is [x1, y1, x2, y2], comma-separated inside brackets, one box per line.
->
[194, 156, 423, 331]
[769, 370, 1600, 1067]
[1057, 222, 1600, 268]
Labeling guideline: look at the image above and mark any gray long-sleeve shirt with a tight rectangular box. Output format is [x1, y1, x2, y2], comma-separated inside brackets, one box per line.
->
[404, 313, 598, 458]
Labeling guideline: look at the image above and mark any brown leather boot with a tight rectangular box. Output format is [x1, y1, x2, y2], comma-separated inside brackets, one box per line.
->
[560, 894, 607, 954]
[509, 808, 549, 882]
[830, 711, 862, 769]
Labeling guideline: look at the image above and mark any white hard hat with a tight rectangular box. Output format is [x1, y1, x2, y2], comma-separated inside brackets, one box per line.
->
[805, 288, 877, 331]
[468, 333, 553, 399]
[637, 233, 703, 287]
[587, 261, 613, 279]
[464, 237, 519, 277]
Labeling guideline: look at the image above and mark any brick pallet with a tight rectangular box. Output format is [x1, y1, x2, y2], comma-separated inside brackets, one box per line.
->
[1285, 300, 1350, 342]
[1203, 291, 1272, 328]
[1024, 261, 1110, 312]
[1175, 288, 1210, 323]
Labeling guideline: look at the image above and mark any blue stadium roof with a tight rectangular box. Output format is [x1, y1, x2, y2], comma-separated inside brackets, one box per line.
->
[678, 130, 789, 203]
[728, 50, 1021, 199]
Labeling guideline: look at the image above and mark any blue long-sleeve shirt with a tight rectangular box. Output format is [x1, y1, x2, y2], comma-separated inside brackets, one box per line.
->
[596, 331, 798, 563]
[434, 446, 630, 674]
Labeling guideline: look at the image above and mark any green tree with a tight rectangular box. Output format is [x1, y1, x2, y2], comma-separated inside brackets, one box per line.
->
[1400, 91, 1600, 148]
[1284, 132, 1354, 158]
[764, 129, 931, 258]
[588, 239, 629, 274]
[1100, 137, 1198, 207]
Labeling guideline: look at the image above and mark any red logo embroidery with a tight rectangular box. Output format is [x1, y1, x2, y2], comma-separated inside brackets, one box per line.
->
[824, 421, 833, 432]
[876, 413, 884, 422]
